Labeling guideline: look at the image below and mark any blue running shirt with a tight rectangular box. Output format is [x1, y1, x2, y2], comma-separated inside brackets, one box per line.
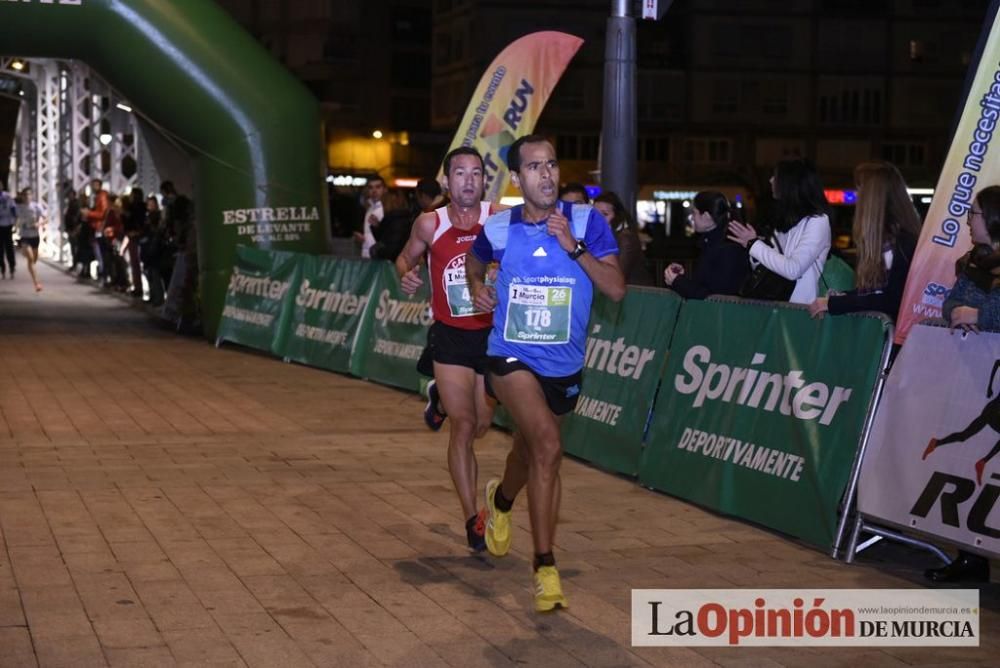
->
[471, 201, 619, 377]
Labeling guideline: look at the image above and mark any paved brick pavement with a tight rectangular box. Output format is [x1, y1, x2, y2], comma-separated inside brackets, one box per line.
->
[0, 262, 997, 667]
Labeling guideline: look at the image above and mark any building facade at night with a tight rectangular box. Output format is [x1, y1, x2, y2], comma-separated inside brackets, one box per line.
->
[218, 0, 990, 200]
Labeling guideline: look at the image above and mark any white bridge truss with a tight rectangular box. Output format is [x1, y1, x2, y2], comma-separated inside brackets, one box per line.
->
[2, 57, 159, 264]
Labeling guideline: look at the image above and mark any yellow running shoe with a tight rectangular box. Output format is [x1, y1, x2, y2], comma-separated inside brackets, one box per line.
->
[484, 478, 512, 556]
[534, 565, 568, 612]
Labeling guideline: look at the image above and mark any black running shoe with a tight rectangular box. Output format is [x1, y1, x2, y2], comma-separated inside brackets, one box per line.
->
[467, 508, 487, 552]
[423, 380, 447, 431]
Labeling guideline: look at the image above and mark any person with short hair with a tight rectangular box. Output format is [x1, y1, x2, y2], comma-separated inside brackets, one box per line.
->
[467, 134, 625, 612]
[415, 178, 446, 213]
[0, 180, 15, 279]
[396, 146, 498, 552]
[558, 182, 589, 204]
[358, 175, 386, 258]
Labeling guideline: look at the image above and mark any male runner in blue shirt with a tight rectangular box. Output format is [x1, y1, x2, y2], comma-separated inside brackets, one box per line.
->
[466, 134, 625, 612]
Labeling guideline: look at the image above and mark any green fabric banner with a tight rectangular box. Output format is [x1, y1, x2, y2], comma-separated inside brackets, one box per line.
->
[818, 255, 856, 297]
[639, 299, 888, 547]
[562, 288, 682, 476]
[353, 262, 433, 392]
[216, 246, 302, 356]
[284, 256, 380, 375]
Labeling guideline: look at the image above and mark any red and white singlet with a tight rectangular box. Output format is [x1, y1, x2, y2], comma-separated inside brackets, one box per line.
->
[427, 202, 493, 330]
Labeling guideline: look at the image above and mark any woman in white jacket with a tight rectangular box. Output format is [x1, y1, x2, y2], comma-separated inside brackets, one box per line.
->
[728, 159, 831, 304]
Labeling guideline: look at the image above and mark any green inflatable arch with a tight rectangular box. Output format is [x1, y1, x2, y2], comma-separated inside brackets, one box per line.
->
[0, 0, 331, 336]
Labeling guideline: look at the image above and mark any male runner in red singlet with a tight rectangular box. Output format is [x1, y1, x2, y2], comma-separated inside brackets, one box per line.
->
[396, 147, 497, 551]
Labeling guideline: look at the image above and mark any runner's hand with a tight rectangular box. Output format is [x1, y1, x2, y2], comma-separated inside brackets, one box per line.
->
[950, 306, 980, 334]
[473, 284, 497, 312]
[546, 210, 576, 253]
[400, 267, 423, 295]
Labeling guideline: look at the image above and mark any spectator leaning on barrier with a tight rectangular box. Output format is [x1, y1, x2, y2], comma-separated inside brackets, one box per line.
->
[942, 185, 1000, 333]
[808, 161, 921, 321]
[663, 191, 749, 299]
[593, 191, 653, 286]
[916, 184, 1000, 585]
[728, 158, 831, 304]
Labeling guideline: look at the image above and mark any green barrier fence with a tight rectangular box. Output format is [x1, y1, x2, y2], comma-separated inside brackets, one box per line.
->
[284, 256, 381, 375]
[561, 288, 683, 476]
[217, 250, 892, 552]
[216, 246, 302, 356]
[638, 298, 890, 548]
[351, 262, 433, 392]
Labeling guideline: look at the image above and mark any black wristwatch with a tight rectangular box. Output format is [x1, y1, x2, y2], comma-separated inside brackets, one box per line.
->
[568, 240, 587, 260]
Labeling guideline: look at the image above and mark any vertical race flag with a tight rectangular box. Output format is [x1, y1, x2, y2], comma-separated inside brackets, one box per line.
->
[441, 31, 584, 202]
[896, 0, 1000, 343]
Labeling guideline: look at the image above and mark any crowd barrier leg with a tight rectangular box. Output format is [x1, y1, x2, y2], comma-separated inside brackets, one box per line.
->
[830, 324, 895, 560]
[845, 517, 951, 566]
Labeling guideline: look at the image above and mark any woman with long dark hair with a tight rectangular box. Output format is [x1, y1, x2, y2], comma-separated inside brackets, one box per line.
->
[808, 161, 922, 320]
[728, 158, 831, 304]
[919, 184, 1000, 585]
[663, 191, 748, 298]
[943, 185, 1000, 332]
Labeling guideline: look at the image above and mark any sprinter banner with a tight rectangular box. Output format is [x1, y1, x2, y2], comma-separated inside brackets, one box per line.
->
[858, 323, 1000, 559]
[353, 262, 433, 392]
[640, 300, 889, 548]
[896, 0, 1000, 344]
[441, 31, 583, 202]
[562, 288, 681, 476]
[216, 246, 302, 356]
[284, 256, 380, 375]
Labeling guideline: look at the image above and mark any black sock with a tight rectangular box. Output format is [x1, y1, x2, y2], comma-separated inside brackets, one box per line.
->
[533, 552, 555, 571]
[493, 484, 514, 512]
[465, 514, 479, 532]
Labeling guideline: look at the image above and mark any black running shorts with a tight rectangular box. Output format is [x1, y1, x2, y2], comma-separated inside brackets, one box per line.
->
[426, 321, 490, 375]
[485, 355, 583, 416]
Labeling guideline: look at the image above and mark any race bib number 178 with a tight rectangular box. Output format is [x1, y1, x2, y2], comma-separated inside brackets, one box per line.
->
[503, 284, 572, 344]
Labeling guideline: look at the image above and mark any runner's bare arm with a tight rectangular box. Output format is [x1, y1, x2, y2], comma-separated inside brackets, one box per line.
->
[395, 212, 436, 294]
[466, 251, 497, 312]
[579, 253, 626, 302]
[547, 209, 626, 302]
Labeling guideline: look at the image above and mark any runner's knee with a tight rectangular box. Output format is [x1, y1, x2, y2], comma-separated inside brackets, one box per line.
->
[530, 436, 562, 471]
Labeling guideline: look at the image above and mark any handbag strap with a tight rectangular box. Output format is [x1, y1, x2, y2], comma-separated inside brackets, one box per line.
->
[768, 218, 831, 291]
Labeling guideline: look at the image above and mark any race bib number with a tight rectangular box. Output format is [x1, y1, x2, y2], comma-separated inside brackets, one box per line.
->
[444, 255, 475, 317]
[504, 284, 572, 344]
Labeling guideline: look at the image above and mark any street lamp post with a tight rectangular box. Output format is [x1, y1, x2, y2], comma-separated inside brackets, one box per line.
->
[600, 0, 637, 216]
